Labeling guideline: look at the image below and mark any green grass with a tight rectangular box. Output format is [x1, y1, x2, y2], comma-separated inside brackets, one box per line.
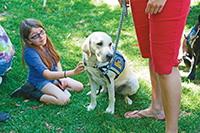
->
[0, 0, 200, 132]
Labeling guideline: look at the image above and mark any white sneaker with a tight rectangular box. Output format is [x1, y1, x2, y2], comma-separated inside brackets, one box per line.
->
[64, 89, 71, 98]
[0, 77, 2, 85]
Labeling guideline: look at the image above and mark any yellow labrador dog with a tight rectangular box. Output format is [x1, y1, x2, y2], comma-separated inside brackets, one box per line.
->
[82, 32, 139, 114]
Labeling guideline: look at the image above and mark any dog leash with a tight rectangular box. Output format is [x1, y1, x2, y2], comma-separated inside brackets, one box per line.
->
[101, 0, 128, 77]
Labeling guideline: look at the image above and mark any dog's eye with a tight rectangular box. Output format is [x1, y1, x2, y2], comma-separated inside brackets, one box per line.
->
[109, 43, 112, 46]
[97, 42, 102, 46]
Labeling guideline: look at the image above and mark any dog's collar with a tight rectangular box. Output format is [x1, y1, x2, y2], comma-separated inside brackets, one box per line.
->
[83, 54, 98, 68]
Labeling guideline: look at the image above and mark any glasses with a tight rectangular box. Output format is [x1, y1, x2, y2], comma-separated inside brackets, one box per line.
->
[28, 29, 46, 40]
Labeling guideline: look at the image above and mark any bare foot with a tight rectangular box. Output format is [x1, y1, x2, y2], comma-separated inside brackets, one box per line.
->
[124, 109, 165, 121]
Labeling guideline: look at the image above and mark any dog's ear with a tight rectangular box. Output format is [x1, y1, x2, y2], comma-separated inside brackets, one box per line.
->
[82, 37, 92, 57]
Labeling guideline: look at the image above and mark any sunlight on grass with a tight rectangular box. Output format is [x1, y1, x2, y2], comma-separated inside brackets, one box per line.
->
[0, 16, 7, 21]
[191, 0, 200, 5]
[182, 82, 200, 94]
[91, 0, 118, 6]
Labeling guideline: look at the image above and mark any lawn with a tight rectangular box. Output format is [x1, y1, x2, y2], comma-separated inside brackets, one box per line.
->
[0, 0, 200, 132]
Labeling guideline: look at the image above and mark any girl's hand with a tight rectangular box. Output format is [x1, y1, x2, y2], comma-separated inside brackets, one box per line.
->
[73, 62, 85, 76]
[55, 79, 66, 90]
[118, 0, 130, 8]
[58, 78, 68, 89]
[145, 0, 167, 14]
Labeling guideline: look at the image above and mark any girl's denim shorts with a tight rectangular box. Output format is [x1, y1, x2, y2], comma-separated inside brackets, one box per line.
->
[35, 80, 54, 91]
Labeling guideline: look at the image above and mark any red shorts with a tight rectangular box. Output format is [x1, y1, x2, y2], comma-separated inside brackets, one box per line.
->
[130, 0, 190, 74]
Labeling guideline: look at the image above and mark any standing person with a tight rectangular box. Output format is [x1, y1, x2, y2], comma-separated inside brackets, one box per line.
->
[118, 0, 190, 133]
[19, 18, 85, 105]
[0, 25, 15, 85]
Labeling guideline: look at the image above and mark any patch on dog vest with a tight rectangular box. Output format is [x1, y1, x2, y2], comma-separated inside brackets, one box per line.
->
[187, 25, 197, 47]
[111, 51, 125, 74]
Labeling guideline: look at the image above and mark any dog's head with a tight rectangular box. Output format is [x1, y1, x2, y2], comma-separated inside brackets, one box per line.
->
[182, 14, 200, 67]
[82, 32, 113, 63]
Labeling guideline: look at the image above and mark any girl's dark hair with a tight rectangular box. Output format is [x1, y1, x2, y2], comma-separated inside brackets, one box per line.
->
[20, 18, 60, 70]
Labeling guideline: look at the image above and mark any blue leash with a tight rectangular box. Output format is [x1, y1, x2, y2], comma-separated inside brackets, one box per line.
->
[101, 0, 128, 76]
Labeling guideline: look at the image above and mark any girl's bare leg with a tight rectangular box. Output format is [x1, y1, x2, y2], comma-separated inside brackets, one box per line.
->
[39, 83, 70, 105]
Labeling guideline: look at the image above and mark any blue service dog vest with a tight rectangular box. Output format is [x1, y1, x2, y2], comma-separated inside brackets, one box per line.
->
[98, 49, 125, 83]
[187, 25, 198, 48]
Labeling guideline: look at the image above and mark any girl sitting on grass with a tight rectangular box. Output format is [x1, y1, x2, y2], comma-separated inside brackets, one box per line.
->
[19, 18, 85, 105]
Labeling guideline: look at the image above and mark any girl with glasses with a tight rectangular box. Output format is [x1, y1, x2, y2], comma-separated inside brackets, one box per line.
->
[19, 18, 85, 105]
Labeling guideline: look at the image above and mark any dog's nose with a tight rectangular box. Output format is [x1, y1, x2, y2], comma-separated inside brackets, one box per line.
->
[106, 53, 113, 61]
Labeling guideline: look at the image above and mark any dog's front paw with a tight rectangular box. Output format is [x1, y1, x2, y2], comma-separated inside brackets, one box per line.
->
[124, 96, 132, 105]
[87, 103, 96, 111]
[105, 107, 114, 114]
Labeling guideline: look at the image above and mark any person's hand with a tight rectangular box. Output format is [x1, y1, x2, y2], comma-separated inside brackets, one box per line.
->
[73, 62, 85, 76]
[145, 0, 167, 14]
[58, 78, 68, 89]
[118, 0, 130, 8]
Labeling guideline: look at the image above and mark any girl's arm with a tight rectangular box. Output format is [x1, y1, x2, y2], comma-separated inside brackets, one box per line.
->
[43, 62, 85, 80]
[57, 62, 63, 72]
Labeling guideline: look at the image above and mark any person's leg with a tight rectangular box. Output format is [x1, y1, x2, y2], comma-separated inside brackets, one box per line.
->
[0, 59, 12, 77]
[40, 83, 70, 105]
[129, 0, 150, 58]
[0, 60, 12, 85]
[149, 0, 189, 132]
[148, 0, 189, 131]
[148, 59, 164, 115]
[158, 67, 181, 133]
[125, 0, 164, 119]
[65, 77, 83, 92]
[124, 59, 165, 119]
